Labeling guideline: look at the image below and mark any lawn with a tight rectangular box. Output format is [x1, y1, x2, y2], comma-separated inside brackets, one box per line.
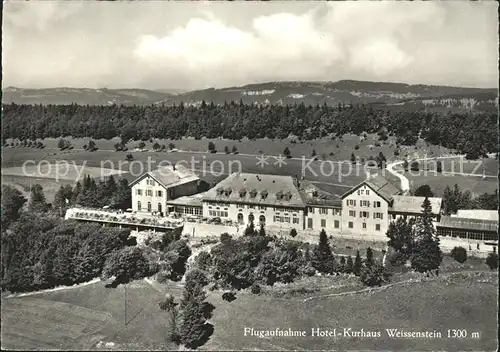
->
[1, 280, 178, 350]
[201, 272, 498, 351]
[406, 172, 498, 197]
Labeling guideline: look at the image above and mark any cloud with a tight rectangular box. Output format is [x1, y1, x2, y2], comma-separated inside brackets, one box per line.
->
[2, 1, 498, 89]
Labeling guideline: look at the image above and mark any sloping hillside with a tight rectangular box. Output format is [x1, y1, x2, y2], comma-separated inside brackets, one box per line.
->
[2, 87, 172, 106]
[3, 81, 497, 111]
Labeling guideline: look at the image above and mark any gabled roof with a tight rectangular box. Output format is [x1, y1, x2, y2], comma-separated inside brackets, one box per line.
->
[342, 174, 402, 202]
[202, 173, 305, 208]
[390, 196, 442, 215]
[298, 180, 342, 207]
[437, 216, 498, 232]
[129, 165, 199, 189]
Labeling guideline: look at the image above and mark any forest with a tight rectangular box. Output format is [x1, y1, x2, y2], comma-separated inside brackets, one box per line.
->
[2, 101, 497, 159]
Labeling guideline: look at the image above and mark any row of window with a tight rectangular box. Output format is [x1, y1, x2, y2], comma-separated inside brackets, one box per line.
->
[347, 211, 384, 219]
[346, 199, 382, 208]
[307, 207, 341, 215]
[175, 206, 203, 216]
[274, 216, 300, 224]
[136, 189, 163, 197]
[347, 222, 381, 231]
[145, 179, 156, 186]
[209, 210, 229, 217]
[137, 201, 161, 213]
[357, 189, 371, 196]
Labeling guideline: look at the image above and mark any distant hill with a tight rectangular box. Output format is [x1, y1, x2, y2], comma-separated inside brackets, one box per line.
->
[2, 87, 172, 106]
[3, 81, 497, 111]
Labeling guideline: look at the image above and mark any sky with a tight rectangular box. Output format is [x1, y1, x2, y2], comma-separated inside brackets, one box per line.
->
[2, 1, 498, 90]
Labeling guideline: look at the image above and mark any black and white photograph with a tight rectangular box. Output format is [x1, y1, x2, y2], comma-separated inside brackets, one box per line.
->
[1, 0, 498, 351]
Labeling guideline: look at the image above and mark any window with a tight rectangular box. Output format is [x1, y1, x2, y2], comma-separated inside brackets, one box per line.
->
[374, 212, 384, 219]
[321, 219, 326, 227]
[374, 201, 381, 208]
[137, 201, 141, 210]
[392, 214, 396, 219]
[146, 190, 153, 197]
[366, 190, 370, 196]
[259, 206, 266, 210]
[319, 208, 328, 215]
[248, 205, 255, 209]
[334, 220, 340, 228]
[156, 190, 163, 197]
[308, 218, 313, 229]
[360, 211, 369, 218]
[375, 224, 381, 231]
[158, 203, 162, 213]
[284, 217, 290, 223]
[136, 189, 142, 196]
[347, 199, 356, 206]
[332, 209, 341, 216]
[362, 223, 367, 229]
[308, 207, 315, 214]
[147, 202, 152, 212]
[293, 218, 299, 224]
[349, 210, 356, 217]
[348, 222, 353, 229]
[361, 200, 370, 207]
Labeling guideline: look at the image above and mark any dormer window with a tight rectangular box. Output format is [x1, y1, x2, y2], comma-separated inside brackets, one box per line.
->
[276, 191, 283, 200]
[285, 191, 292, 201]
[250, 189, 258, 198]
[312, 190, 318, 197]
[224, 187, 232, 196]
[216, 187, 224, 196]
[261, 190, 268, 200]
[239, 189, 247, 197]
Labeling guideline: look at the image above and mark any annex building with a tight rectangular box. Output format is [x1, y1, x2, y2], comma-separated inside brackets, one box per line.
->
[130, 165, 199, 215]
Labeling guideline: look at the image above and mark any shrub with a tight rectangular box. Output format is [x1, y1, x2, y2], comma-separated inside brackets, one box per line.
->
[387, 251, 406, 267]
[289, 228, 298, 238]
[450, 246, 467, 264]
[220, 233, 232, 243]
[485, 252, 498, 270]
[251, 283, 261, 294]
[359, 262, 392, 287]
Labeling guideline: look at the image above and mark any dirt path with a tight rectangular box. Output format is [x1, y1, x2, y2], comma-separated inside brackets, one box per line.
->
[4, 278, 101, 299]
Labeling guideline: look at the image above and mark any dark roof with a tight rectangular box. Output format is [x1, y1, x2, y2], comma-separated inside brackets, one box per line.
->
[342, 173, 402, 202]
[202, 173, 305, 208]
[298, 180, 342, 207]
[437, 216, 499, 232]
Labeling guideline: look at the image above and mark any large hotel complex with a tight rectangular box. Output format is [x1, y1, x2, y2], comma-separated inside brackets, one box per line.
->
[123, 165, 497, 245]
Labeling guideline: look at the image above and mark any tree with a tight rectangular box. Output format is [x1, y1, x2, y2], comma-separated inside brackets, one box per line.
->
[232, 146, 238, 154]
[126, 154, 134, 161]
[450, 246, 467, 264]
[436, 160, 443, 173]
[208, 142, 216, 152]
[345, 255, 354, 274]
[414, 185, 434, 197]
[159, 293, 180, 344]
[353, 250, 362, 276]
[411, 197, 443, 275]
[224, 146, 230, 154]
[28, 184, 47, 213]
[442, 185, 457, 215]
[312, 229, 335, 274]
[311, 149, 317, 158]
[57, 138, 66, 150]
[485, 252, 498, 270]
[403, 159, 409, 171]
[169, 142, 176, 150]
[365, 247, 374, 267]
[1, 185, 27, 227]
[360, 262, 392, 287]
[410, 161, 419, 171]
[386, 217, 415, 261]
[88, 140, 97, 151]
[289, 228, 298, 238]
[138, 141, 146, 149]
[350, 152, 356, 164]
[283, 147, 291, 159]
[101, 246, 151, 285]
[180, 280, 212, 349]
[153, 142, 161, 151]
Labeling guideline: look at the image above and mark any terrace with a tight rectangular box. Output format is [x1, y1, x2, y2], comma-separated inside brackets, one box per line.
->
[65, 207, 184, 231]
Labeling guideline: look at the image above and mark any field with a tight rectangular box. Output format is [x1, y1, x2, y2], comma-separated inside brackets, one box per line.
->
[2, 137, 497, 201]
[2, 264, 497, 351]
[406, 172, 498, 197]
